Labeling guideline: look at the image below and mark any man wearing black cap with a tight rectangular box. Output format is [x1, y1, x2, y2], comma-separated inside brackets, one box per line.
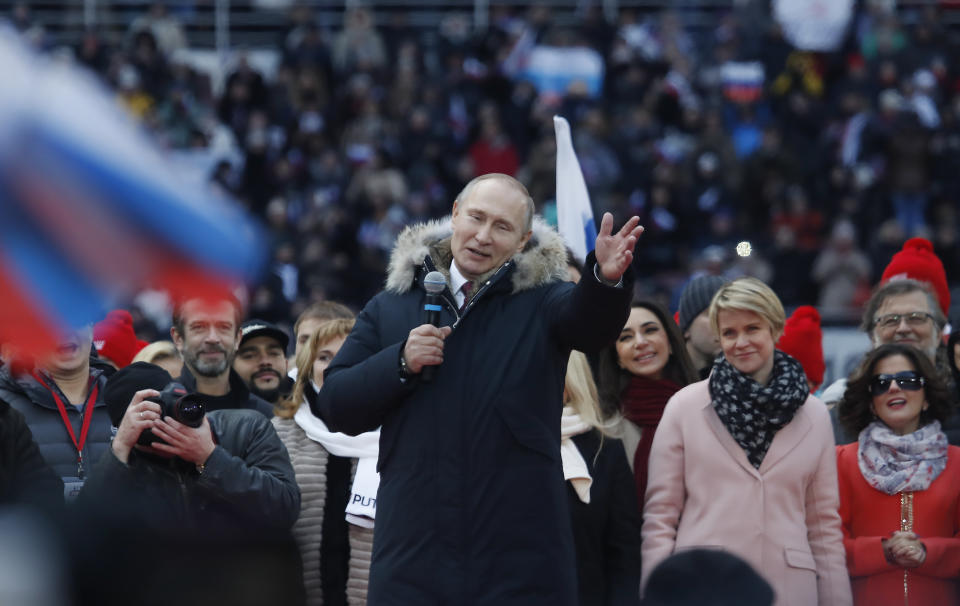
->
[170, 295, 273, 417]
[80, 361, 300, 530]
[233, 320, 292, 407]
[676, 274, 727, 379]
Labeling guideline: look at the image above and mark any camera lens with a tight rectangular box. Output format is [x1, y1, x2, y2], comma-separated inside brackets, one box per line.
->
[174, 396, 205, 427]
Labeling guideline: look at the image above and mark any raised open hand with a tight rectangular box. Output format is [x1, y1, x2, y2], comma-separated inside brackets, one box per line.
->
[594, 213, 644, 282]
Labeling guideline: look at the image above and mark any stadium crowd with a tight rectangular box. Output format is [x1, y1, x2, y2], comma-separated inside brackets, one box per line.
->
[4, 1, 960, 605]
[9, 0, 960, 331]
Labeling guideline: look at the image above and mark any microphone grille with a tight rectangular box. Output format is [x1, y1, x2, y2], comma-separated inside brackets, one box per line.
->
[423, 271, 447, 294]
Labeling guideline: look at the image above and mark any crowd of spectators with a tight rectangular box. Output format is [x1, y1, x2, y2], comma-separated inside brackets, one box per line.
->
[8, 0, 960, 333]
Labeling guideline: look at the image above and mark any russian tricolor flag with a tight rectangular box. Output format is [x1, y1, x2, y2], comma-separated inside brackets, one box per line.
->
[554, 116, 596, 263]
[0, 28, 266, 357]
[721, 61, 765, 103]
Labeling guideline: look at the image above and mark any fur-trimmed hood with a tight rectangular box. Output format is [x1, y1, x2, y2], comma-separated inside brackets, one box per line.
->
[384, 216, 570, 294]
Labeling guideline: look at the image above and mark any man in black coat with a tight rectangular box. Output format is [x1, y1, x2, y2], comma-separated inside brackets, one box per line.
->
[0, 399, 62, 509]
[80, 362, 299, 530]
[0, 326, 113, 499]
[316, 173, 642, 605]
[71, 362, 304, 605]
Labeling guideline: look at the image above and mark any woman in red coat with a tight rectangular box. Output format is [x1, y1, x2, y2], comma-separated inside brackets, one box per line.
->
[836, 342, 960, 605]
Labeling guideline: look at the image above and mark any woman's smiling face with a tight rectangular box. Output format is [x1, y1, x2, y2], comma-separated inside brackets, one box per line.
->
[616, 307, 671, 380]
[718, 308, 776, 385]
[870, 354, 928, 436]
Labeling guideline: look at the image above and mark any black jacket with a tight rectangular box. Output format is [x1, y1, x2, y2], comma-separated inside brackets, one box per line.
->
[0, 398, 63, 509]
[568, 432, 642, 606]
[177, 366, 274, 418]
[79, 408, 300, 531]
[0, 366, 113, 481]
[316, 218, 633, 605]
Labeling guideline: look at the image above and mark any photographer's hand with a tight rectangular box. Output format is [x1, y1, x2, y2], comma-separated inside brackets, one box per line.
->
[149, 416, 216, 466]
[112, 389, 162, 464]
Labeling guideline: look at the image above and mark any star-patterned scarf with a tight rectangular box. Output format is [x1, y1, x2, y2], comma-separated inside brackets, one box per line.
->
[709, 350, 809, 469]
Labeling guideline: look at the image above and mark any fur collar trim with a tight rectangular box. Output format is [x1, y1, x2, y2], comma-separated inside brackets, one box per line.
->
[384, 216, 569, 294]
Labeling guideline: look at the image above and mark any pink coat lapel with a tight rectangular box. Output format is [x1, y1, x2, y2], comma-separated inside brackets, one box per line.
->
[700, 396, 813, 478]
[701, 400, 762, 480]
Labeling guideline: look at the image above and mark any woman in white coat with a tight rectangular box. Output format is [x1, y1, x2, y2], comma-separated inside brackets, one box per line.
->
[641, 278, 851, 606]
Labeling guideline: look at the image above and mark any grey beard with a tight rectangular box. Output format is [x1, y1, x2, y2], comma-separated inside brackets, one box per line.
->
[186, 349, 232, 378]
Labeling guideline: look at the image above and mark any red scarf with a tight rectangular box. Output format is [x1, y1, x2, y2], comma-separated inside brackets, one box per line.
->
[620, 375, 681, 506]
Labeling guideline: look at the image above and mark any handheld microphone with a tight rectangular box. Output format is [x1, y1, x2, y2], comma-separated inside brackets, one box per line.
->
[421, 271, 447, 382]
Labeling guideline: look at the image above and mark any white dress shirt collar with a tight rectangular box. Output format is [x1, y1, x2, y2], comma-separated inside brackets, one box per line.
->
[449, 261, 470, 308]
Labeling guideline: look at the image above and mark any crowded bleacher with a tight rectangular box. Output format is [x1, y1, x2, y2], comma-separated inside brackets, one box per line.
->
[3, 1, 960, 605]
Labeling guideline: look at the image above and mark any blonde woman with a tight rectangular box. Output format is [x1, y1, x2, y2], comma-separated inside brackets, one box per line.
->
[642, 278, 851, 606]
[130, 340, 182, 378]
[273, 318, 379, 605]
[563, 351, 642, 606]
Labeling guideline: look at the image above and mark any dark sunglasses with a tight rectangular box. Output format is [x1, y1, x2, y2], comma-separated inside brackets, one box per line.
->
[869, 371, 925, 396]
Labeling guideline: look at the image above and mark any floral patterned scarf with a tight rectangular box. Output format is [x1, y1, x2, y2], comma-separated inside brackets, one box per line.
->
[858, 420, 948, 495]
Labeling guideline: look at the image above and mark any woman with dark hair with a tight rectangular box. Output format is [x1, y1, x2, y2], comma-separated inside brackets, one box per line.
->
[597, 300, 698, 504]
[836, 343, 960, 605]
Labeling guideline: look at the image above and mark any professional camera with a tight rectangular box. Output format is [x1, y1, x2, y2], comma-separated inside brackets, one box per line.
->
[138, 382, 206, 445]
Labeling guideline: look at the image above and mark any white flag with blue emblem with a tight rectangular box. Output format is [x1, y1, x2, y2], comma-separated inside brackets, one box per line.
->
[554, 116, 597, 263]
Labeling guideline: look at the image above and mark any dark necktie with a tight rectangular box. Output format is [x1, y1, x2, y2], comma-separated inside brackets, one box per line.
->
[459, 281, 474, 313]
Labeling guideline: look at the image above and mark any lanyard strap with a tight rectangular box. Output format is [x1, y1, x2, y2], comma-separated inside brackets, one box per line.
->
[32, 372, 98, 462]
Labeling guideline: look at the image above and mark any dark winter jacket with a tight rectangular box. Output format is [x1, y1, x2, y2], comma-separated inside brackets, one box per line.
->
[315, 217, 634, 605]
[79, 408, 299, 531]
[0, 398, 63, 509]
[177, 366, 274, 418]
[0, 366, 112, 482]
[568, 432, 642, 606]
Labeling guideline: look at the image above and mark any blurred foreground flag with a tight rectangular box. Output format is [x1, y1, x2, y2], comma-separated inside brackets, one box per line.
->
[554, 116, 596, 264]
[0, 28, 266, 358]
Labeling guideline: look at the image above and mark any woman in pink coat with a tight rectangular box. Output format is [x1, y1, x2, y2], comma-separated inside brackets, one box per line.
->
[641, 278, 851, 606]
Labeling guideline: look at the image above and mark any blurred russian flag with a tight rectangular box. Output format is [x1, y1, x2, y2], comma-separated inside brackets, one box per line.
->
[721, 61, 765, 104]
[0, 28, 266, 358]
[554, 116, 596, 264]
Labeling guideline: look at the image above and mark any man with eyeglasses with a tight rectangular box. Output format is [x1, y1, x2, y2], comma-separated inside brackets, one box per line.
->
[822, 278, 960, 443]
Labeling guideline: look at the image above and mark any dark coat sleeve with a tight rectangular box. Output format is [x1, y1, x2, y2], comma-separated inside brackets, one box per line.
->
[0, 406, 64, 511]
[198, 415, 301, 530]
[314, 295, 416, 436]
[601, 442, 643, 606]
[941, 406, 960, 446]
[544, 251, 635, 354]
[77, 446, 143, 506]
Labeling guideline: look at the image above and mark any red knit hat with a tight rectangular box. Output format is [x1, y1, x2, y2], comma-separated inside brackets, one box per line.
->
[93, 310, 148, 369]
[777, 306, 825, 391]
[881, 237, 950, 316]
